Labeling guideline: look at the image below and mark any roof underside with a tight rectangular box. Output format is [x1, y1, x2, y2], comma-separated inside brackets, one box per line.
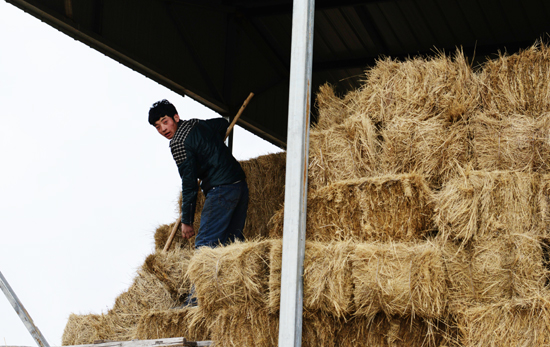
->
[7, 0, 550, 148]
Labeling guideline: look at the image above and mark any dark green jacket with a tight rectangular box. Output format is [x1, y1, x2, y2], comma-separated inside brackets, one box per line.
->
[169, 118, 246, 225]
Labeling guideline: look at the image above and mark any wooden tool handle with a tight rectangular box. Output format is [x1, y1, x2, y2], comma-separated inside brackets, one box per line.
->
[225, 92, 254, 140]
[162, 92, 254, 252]
[163, 217, 181, 252]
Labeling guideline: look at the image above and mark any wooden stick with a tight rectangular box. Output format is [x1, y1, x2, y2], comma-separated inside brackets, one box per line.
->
[163, 218, 181, 252]
[163, 92, 254, 252]
[226, 92, 254, 139]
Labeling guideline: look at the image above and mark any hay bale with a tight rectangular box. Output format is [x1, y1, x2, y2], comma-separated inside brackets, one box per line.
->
[186, 240, 271, 311]
[208, 306, 336, 347]
[538, 174, 550, 231]
[62, 267, 177, 343]
[135, 307, 210, 341]
[143, 248, 194, 302]
[105, 268, 176, 340]
[356, 50, 480, 124]
[314, 83, 351, 131]
[472, 112, 550, 172]
[308, 115, 380, 190]
[335, 314, 453, 347]
[300, 311, 338, 347]
[240, 152, 286, 239]
[313, 83, 366, 131]
[434, 170, 541, 243]
[351, 241, 447, 321]
[63, 252, 184, 343]
[379, 116, 471, 187]
[208, 307, 278, 347]
[268, 240, 354, 317]
[270, 174, 434, 242]
[61, 313, 114, 345]
[457, 296, 550, 346]
[444, 233, 548, 310]
[480, 42, 550, 117]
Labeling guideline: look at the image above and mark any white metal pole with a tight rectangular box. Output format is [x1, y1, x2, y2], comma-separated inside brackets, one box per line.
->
[0, 271, 50, 347]
[278, 0, 314, 346]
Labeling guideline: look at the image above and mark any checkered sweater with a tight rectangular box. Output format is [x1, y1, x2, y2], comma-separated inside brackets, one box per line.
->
[169, 118, 199, 166]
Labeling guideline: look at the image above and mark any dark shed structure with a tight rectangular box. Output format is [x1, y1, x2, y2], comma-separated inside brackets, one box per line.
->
[6, 0, 550, 148]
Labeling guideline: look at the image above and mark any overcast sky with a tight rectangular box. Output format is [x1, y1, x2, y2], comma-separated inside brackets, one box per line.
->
[0, 2, 281, 345]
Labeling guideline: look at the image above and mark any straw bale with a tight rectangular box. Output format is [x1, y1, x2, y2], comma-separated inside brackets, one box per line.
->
[268, 240, 354, 317]
[239, 152, 286, 239]
[61, 313, 114, 345]
[208, 307, 278, 347]
[313, 83, 365, 129]
[538, 174, 550, 231]
[472, 112, 550, 172]
[444, 233, 549, 311]
[63, 253, 182, 343]
[208, 306, 336, 347]
[143, 248, 194, 302]
[314, 83, 349, 131]
[186, 240, 271, 311]
[300, 311, 338, 347]
[380, 116, 471, 187]
[351, 241, 447, 320]
[270, 174, 434, 242]
[457, 296, 550, 347]
[105, 268, 176, 340]
[335, 314, 454, 347]
[480, 42, 550, 117]
[110, 269, 175, 316]
[434, 170, 541, 243]
[135, 307, 210, 341]
[356, 50, 480, 123]
[308, 115, 380, 190]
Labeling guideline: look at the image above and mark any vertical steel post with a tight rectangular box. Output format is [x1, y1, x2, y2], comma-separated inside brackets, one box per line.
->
[278, 0, 314, 346]
[0, 271, 50, 347]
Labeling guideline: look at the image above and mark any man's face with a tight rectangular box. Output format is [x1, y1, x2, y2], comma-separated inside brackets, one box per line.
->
[154, 114, 180, 139]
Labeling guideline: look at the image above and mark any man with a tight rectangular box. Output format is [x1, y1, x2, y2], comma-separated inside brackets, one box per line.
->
[148, 99, 249, 249]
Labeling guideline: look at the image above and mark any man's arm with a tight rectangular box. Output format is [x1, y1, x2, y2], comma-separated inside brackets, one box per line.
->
[177, 151, 199, 228]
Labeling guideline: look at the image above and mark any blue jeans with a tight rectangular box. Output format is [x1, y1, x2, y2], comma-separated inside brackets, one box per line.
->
[195, 180, 249, 249]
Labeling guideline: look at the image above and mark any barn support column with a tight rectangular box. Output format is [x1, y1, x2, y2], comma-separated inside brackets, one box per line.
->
[278, 0, 315, 346]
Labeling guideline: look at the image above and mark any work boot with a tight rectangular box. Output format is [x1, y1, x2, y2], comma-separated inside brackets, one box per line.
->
[170, 285, 198, 309]
[183, 285, 198, 307]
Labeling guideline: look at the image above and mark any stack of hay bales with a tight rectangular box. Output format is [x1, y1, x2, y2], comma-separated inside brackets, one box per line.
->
[185, 239, 451, 346]
[62, 152, 286, 345]
[63, 43, 550, 346]
[185, 45, 550, 346]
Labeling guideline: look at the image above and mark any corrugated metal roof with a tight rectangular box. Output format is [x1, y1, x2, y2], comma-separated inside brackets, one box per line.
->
[6, 0, 550, 147]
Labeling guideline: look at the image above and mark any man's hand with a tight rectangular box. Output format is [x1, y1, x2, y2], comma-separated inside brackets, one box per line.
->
[181, 223, 195, 239]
